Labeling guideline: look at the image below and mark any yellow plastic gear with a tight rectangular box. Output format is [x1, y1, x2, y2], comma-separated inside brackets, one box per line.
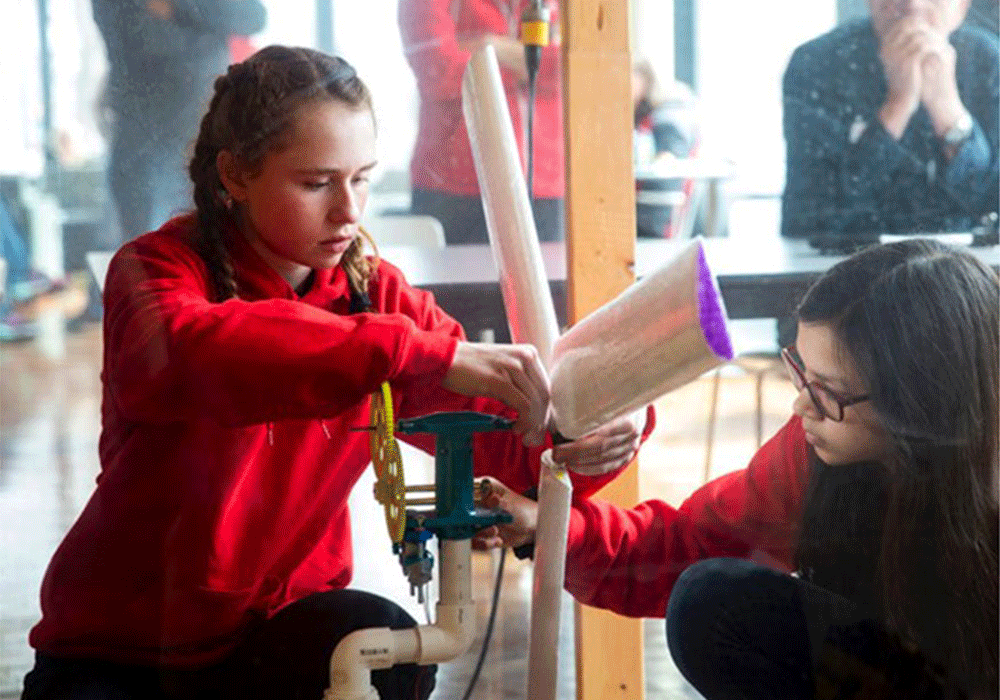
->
[370, 382, 406, 543]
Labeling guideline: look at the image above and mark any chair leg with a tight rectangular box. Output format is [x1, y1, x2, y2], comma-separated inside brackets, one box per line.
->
[755, 371, 765, 448]
[704, 368, 722, 483]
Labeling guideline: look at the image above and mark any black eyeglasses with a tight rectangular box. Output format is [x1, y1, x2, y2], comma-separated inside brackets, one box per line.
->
[780, 346, 870, 422]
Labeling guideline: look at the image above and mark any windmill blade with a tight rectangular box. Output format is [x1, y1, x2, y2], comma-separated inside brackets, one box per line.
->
[550, 238, 734, 439]
[462, 45, 560, 366]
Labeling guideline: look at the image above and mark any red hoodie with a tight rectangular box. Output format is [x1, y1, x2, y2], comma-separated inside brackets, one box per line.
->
[29, 214, 639, 666]
[563, 416, 811, 618]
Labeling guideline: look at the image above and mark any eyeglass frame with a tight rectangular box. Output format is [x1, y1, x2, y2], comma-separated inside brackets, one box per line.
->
[780, 346, 870, 422]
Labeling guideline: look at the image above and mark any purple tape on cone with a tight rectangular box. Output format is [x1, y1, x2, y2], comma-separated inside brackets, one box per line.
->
[697, 246, 733, 360]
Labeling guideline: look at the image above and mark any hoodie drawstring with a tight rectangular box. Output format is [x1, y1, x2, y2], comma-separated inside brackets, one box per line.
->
[266, 421, 331, 445]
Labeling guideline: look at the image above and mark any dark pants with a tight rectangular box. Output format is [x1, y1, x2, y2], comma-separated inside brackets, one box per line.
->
[21, 589, 436, 700]
[665, 558, 957, 700]
[410, 188, 564, 244]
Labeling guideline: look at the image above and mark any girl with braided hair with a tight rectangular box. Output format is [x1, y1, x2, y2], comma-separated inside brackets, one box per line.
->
[21, 46, 648, 700]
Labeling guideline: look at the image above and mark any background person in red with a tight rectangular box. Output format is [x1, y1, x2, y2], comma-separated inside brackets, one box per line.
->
[479, 239, 999, 699]
[400, 0, 565, 244]
[21, 47, 648, 700]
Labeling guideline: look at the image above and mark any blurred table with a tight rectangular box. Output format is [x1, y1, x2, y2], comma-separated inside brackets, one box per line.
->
[634, 157, 737, 181]
[383, 237, 1000, 341]
[634, 157, 737, 239]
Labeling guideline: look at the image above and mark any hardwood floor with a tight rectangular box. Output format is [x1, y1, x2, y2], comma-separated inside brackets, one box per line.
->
[0, 321, 796, 699]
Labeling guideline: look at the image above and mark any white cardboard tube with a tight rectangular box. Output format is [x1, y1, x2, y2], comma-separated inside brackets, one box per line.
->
[527, 450, 573, 700]
[462, 45, 560, 366]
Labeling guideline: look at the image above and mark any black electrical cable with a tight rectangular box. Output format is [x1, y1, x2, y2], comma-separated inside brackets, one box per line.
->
[521, 0, 547, 202]
[525, 46, 542, 198]
[459, 546, 507, 700]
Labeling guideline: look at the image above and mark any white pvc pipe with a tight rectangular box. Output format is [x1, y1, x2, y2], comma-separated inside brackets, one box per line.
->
[417, 539, 476, 664]
[462, 45, 560, 367]
[527, 450, 573, 700]
[324, 540, 476, 700]
[549, 237, 733, 439]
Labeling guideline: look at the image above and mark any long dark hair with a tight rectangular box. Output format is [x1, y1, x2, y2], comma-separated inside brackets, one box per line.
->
[794, 239, 998, 694]
[188, 46, 377, 302]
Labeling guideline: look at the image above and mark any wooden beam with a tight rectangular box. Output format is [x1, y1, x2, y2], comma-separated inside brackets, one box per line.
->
[561, 1, 643, 700]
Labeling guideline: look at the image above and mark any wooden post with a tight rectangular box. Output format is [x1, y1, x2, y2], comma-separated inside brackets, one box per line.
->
[560, 1, 643, 700]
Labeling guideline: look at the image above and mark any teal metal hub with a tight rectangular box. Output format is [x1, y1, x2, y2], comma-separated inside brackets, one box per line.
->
[396, 411, 515, 540]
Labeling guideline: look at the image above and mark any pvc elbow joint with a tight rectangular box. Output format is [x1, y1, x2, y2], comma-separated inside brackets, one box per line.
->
[414, 602, 477, 665]
[324, 604, 476, 699]
[324, 627, 418, 700]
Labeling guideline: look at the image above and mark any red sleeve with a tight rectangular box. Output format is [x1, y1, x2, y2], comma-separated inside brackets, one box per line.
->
[103, 237, 456, 426]
[386, 254, 658, 502]
[395, 346, 657, 501]
[399, 0, 471, 101]
[563, 416, 810, 617]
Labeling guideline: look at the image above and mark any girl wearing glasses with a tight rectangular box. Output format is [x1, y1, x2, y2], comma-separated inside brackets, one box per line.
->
[480, 239, 998, 699]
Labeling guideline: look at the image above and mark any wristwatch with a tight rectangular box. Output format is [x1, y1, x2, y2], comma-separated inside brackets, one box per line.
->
[942, 111, 974, 147]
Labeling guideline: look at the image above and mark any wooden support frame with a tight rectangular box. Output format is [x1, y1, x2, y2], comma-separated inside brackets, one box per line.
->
[561, 1, 643, 699]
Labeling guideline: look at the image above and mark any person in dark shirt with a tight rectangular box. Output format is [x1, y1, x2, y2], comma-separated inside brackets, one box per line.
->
[91, 0, 266, 244]
[781, 0, 998, 238]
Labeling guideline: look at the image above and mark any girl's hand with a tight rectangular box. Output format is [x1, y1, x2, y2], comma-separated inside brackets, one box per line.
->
[473, 477, 539, 550]
[442, 342, 550, 446]
[552, 409, 646, 476]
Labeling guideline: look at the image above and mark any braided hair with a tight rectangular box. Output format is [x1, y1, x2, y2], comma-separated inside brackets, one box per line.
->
[188, 46, 378, 302]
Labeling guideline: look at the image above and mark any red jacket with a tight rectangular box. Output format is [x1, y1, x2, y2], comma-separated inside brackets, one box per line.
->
[400, 0, 564, 198]
[564, 416, 811, 617]
[29, 214, 630, 666]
